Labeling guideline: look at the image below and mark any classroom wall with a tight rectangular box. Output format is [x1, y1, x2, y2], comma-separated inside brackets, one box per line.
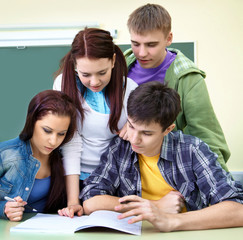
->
[0, 0, 243, 171]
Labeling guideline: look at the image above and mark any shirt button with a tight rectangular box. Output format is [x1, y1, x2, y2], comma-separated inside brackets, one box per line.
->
[25, 187, 30, 191]
[36, 164, 39, 167]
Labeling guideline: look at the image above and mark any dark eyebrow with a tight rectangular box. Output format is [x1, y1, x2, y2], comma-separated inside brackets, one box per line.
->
[98, 68, 109, 73]
[79, 67, 109, 75]
[146, 41, 159, 45]
[127, 119, 156, 134]
[131, 40, 159, 45]
[59, 129, 68, 133]
[142, 129, 156, 134]
[78, 70, 89, 74]
[43, 126, 53, 130]
[43, 126, 68, 133]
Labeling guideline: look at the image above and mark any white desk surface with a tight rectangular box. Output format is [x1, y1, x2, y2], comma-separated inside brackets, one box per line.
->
[1, 216, 243, 240]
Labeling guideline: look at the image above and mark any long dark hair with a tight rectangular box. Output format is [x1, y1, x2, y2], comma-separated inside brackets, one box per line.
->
[19, 90, 77, 212]
[55, 28, 127, 133]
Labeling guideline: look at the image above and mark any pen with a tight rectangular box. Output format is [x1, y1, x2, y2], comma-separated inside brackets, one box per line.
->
[4, 196, 37, 212]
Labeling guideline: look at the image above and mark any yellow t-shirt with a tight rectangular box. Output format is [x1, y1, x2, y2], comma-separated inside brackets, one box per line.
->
[138, 153, 186, 212]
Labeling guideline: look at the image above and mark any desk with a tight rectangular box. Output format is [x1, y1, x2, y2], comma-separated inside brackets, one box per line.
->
[1, 217, 243, 240]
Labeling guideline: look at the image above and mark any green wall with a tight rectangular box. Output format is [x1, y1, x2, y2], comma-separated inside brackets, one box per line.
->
[0, 42, 194, 141]
[0, 46, 70, 141]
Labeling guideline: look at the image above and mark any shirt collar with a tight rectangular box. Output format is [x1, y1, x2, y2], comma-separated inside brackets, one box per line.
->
[160, 132, 175, 162]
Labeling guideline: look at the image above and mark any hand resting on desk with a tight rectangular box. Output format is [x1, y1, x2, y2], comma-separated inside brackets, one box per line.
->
[115, 195, 243, 232]
[58, 204, 83, 218]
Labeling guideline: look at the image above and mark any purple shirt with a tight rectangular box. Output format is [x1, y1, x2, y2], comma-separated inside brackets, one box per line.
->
[128, 49, 176, 85]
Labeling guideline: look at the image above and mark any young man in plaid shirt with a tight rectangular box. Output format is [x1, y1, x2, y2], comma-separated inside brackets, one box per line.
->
[81, 81, 243, 232]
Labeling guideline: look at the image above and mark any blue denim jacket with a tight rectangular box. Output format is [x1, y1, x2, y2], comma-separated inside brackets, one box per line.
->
[0, 137, 40, 219]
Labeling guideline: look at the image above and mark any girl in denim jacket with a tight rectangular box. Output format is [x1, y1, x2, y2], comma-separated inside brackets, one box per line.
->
[0, 90, 77, 221]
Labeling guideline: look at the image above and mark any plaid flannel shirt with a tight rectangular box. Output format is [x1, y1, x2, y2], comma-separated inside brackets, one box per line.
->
[80, 131, 243, 210]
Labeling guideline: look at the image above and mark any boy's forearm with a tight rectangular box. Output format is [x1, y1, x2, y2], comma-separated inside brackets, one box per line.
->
[167, 201, 243, 232]
[83, 195, 120, 215]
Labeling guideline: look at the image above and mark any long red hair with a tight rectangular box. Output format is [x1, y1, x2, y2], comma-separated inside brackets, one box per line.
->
[19, 90, 77, 212]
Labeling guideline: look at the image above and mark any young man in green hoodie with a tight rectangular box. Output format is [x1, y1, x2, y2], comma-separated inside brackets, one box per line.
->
[124, 3, 230, 171]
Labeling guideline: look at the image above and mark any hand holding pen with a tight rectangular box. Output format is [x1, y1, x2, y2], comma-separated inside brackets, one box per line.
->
[4, 196, 37, 222]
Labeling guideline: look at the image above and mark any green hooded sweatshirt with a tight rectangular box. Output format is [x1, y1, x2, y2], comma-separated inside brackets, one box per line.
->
[125, 47, 230, 171]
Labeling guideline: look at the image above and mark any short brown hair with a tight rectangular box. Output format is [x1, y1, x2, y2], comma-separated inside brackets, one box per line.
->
[127, 81, 181, 132]
[127, 4, 171, 36]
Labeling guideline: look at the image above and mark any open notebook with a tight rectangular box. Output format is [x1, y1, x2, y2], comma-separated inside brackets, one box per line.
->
[10, 210, 142, 235]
